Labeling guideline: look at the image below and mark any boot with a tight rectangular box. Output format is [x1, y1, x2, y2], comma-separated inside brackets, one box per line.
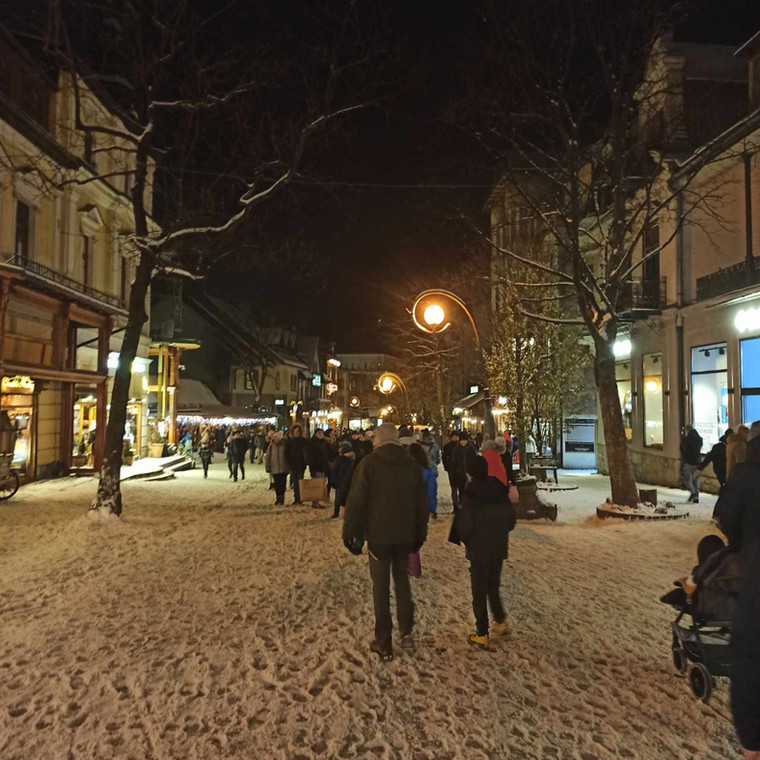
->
[491, 620, 511, 637]
[370, 640, 393, 662]
[468, 633, 489, 649]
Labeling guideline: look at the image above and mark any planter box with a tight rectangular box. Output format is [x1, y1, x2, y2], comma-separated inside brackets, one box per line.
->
[148, 442, 165, 458]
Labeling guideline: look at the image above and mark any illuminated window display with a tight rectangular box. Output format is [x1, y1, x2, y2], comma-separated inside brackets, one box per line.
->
[642, 353, 663, 447]
[615, 362, 633, 441]
[741, 337, 760, 423]
[691, 343, 728, 449]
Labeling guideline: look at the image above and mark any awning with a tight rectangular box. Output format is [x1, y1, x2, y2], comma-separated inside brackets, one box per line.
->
[176, 379, 272, 421]
[453, 391, 484, 410]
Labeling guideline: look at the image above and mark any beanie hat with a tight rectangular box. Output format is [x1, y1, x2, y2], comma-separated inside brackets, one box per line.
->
[339, 441, 353, 454]
[374, 422, 399, 446]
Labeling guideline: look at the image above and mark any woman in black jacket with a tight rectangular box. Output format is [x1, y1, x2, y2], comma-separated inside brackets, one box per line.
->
[457, 455, 517, 648]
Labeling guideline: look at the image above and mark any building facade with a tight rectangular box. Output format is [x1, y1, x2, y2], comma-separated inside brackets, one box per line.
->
[0, 28, 151, 478]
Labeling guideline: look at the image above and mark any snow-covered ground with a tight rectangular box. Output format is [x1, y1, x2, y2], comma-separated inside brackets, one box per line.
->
[0, 463, 740, 759]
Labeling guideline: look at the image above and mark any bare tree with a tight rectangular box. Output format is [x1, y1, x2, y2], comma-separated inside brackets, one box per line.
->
[35, 0, 382, 515]
[462, 0, 736, 505]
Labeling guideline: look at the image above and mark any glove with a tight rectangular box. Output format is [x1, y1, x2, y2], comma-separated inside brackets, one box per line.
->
[343, 536, 364, 556]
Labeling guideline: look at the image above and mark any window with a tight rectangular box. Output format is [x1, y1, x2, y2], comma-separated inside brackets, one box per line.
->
[83, 132, 94, 166]
[81, 235, 92, 286]
[290, 373, 298, 392]
[691, 342, 728, 449]
[740, 338, 760, 423]
[15, 201, 31, 261]
[275, 372, 280, 390]
[616, 362, 633, 441]
[642, 353, 663, 447]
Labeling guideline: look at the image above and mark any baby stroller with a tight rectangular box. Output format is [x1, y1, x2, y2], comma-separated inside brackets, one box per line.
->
[662, 547, 740, 703]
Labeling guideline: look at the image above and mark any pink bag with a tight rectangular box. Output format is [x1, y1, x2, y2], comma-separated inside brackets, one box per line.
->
[509, 484, 519, 504]
[408, 551, 422, 578]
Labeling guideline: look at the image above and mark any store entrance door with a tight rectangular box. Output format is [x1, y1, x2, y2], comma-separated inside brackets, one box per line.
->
[0, 375, 37, 481]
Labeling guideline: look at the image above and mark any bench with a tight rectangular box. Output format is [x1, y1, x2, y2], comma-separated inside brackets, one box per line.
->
[529, 455, 559, 483]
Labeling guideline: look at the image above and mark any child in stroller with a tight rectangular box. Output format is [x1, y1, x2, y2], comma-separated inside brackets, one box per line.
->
[661, 535, 741, 703]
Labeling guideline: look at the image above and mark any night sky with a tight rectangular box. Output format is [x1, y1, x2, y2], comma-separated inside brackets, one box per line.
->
[6, 0, 760, 351]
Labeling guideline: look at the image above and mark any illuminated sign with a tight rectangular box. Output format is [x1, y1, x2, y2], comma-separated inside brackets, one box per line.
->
[469, 385, 479, 394]
[735, 307, 760, 334]
[312, 374, 322, 387]
[613, 339, 631, 358]
[326, 383, 338, 394]
[2, 376, 35, 393]
[274, 398, 285, 406]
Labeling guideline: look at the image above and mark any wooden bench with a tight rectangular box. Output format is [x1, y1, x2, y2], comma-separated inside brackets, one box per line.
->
[529, 455, 559, 483]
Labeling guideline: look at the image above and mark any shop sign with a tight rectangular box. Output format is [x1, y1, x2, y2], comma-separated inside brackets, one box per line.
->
[274, 398, 285, 406]
[326, 382, 338, 394]
[469, 385, 479, 394]
[566, 441, 595, 453]
[312, 374, 322, 387]
[2, 376, 35, 393]
[735, 307, 760, 334]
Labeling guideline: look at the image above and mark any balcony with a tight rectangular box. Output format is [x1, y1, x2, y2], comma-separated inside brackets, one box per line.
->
[696, 259, 760, 302]
[1, 254, 125, 313]
[619, 277, 667, 317]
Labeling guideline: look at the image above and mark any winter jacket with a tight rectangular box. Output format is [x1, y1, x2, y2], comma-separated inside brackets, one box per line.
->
[680, 429, 703, 466]
[713, 439, 760, 749]
[699, 440, 727, 485]
[726, 428, 749, 478]
[343, 442, 429, 547]
[423, 438, 441, 467]
[442, 440, 458, 472]
[482, 449, 507, 485]
[331, 453, 355, 492]
[422, 466, 438, 511]
[285, 435, 308, 472]
[457, 476, 517, 562]
[264, 440, 290, 474]
[305, 436, 330, 473]
[450, 441, 479, 486]
[230, 436, 248, 462]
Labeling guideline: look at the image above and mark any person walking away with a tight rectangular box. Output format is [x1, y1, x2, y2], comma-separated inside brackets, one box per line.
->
[199, 425, 213, 479]
[726, 426, 749, 480]
[231, 430, 248, 482]
[481, 439, 507, 485]
[305, 428, 330, 508]
[680, 425, 703, 503]
[457, 456, 516, 648]
[442, 431, 460, 510]
[713, 434, 760, 760]
[264, 432, 290, 505]
[324, 428, 338, 498]
[248, 429, 257, 465]
[330, 441, 355, 519]
[343, 423, 429, 661]
[451, 431, 479, 511]
[495, 437, 517, 484]
[409, 442, 438, 520]
[226, 428, 236, 479]
[285, 424, 308, 505]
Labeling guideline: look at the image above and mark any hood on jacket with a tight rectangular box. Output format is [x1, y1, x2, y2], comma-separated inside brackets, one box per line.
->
[731, 426, 750, 443]
[465, 475, 509, 506]
[372, 441, 411, 463]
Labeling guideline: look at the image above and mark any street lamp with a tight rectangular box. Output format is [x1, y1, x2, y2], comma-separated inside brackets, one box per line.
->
[376, 371, 411, 421]
[411, 289, 496, 440]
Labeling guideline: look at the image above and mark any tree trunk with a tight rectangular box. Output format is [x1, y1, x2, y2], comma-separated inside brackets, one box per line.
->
[92, 255, 153, 515]
[594, 339, 639, 507]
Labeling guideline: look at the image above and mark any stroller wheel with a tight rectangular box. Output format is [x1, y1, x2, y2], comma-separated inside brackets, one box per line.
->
[672, 646, 688, 675]
[688, 663, 714, 703]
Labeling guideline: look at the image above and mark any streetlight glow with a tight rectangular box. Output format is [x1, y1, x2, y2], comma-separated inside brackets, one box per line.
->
[423, 303, 445, 327]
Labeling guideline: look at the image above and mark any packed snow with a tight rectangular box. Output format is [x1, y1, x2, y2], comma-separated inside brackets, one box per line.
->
[0, 465, 742, 759]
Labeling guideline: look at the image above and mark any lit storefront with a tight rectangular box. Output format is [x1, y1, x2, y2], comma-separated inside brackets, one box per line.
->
[0, 375, 35, 475]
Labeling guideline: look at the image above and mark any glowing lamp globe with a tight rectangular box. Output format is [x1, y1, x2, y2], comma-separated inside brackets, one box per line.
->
[423, 304, 445, 327]
[379, 376, 395, 393]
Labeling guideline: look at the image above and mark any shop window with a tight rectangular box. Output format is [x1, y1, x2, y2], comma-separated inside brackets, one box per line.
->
[15, 201, 32, 261]
[643, 353, 663, 447]
[741, 337, 760, 423]
[615, 362, 633, 441]
[290, 373, 298, 392]
[691, 342, 728, 449]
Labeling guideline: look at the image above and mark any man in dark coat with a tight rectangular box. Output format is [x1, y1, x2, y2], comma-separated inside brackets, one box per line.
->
[714, 437, 760, 759]
[457, 456, 516, 648]
[305, 428, 330, 477]
[680, 425, 703, 503]
[343, 422, 429, 662]
[442, 431, 460, 508]
[699, 429, 731, 492]
[450, 431, 479, 509]
[285, 424, 309, 505]
[230, 430, 248, 482]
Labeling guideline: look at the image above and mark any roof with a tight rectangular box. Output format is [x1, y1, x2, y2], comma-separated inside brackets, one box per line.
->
[453, 391, 484, 410]
[736, 31, 760, 58]
[177, 379, 260, 419]
[669, 42, 747, 81]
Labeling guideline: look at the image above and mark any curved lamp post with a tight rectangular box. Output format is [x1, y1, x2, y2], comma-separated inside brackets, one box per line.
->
[376, 371, 412, 421]
[411, 289, 496, 440]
